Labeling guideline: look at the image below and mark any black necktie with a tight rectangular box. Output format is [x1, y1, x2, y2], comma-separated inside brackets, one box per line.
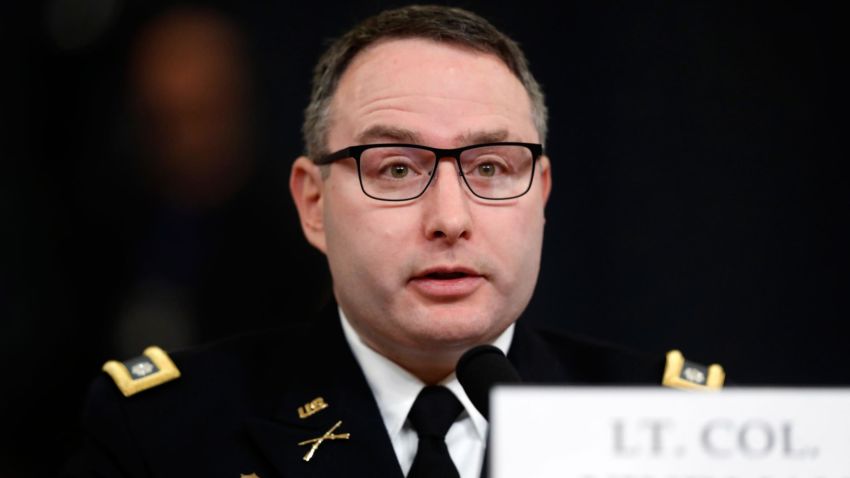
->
[407, 385, 464, 478]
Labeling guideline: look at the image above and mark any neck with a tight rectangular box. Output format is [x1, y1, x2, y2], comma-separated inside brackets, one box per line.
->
[389, 351, 459, 385]
[337, 304, 514, 385]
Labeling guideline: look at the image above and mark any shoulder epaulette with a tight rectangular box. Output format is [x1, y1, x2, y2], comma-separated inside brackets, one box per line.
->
[662, 349, 725, 390]
[102, 346, 181, 397]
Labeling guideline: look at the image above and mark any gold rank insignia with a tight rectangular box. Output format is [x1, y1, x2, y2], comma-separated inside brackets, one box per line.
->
[298, 397, 328, 419]
[662, 349, 725, 390]
[102, 346, 181, 397]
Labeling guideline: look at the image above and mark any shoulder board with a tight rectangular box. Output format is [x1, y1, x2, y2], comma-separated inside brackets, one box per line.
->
[662, 349, 725, 390]
[102, 346, 181, 397]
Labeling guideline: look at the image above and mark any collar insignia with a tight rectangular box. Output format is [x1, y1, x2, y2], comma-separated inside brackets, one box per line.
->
[298, 396, 329, 419]
[298, 420, 350, 462]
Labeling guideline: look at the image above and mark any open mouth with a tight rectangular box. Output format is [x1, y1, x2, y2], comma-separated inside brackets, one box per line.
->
[409, 267, 484, 298]
[424, 271, 471, 280]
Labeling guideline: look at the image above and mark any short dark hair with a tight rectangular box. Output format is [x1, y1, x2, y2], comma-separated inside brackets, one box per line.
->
[302, 4, 547, 160]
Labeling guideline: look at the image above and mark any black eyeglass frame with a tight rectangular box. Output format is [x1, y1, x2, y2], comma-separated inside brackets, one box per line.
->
[315, 142, 544, 201]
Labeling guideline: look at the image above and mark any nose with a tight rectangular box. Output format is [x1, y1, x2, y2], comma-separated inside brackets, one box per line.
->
[421, 157, 472, 243]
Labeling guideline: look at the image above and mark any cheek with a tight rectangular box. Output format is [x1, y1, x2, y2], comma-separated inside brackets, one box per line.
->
[480, 203, 545, 282]
[324, 198, 419, 279]
[485, 204, 543, 261]
[361, 207, 417, 240]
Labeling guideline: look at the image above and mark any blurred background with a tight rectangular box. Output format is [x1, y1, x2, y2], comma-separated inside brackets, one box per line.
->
[1, 1, 847, 475]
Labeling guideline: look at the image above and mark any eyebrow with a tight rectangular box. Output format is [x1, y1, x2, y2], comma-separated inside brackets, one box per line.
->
[454, 129, 510, 145]
[355, 125, 422, 144]
[355, 125, 512, 146]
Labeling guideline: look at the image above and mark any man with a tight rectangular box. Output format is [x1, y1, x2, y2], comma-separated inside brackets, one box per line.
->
[68, 5, 716, 478]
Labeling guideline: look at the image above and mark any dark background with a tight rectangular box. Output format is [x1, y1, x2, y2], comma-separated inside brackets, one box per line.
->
[1, 1, 847, 476]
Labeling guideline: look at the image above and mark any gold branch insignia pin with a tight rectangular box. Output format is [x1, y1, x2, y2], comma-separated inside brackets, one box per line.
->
[298, 397, 328, 419]
[297, 420, 350, 462]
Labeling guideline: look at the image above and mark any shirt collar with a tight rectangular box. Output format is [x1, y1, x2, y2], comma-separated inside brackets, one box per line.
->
[339, 307, 514, 441]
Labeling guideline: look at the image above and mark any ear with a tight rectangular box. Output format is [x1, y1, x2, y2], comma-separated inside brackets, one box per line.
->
[289, 156, 328, 254]
[538, 155, 552, 205]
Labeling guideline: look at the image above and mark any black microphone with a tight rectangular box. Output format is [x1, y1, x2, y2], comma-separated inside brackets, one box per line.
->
[456, 345, 521, 420]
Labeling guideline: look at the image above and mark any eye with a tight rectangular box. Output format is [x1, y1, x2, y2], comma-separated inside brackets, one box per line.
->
[477, 162, 497, 177]
[389, 164, 409, 178]
[465, 155, 509, 177]
[360, 147, 431, 181]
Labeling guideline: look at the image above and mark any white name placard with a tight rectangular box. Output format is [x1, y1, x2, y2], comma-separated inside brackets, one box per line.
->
[490, 387, 850, 478]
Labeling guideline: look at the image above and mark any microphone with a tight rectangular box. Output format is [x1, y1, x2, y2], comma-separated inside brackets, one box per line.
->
[456, 345, 521, 420]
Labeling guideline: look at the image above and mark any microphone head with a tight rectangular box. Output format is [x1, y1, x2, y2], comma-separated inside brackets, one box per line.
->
[456, 345, 521, 420]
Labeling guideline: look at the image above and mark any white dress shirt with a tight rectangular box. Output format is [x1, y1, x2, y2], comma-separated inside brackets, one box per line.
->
[339, 308, 514, 478]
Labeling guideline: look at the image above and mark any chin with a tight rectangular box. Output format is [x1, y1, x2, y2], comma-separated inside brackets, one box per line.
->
[409, 308, 506, 348]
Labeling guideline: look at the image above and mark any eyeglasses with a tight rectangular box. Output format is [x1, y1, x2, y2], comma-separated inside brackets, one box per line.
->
[315, 142, 543, 201]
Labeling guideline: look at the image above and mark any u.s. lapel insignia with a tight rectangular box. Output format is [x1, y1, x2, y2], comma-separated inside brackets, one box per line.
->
[298, 396, 328, 419]
[662, 349, 725, 390]
[297, 420, 351, 462]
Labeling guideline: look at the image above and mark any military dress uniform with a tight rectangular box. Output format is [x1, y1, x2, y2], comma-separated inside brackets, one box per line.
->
[65, 304, 722, 478]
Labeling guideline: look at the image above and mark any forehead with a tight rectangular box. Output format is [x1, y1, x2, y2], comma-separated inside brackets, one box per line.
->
[327, 37, 537, 147]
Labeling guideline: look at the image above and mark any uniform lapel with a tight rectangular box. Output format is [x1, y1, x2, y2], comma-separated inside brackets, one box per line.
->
[508, 319, 575, 383]
[245, 304, 404, 478]
[510, 320, 665, 384]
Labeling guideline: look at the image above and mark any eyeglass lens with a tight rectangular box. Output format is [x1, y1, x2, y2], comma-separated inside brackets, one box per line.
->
[358, 144, 534, 200]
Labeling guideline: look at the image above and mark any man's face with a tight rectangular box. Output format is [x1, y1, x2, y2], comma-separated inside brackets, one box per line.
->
[294, 38, 551, 372]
